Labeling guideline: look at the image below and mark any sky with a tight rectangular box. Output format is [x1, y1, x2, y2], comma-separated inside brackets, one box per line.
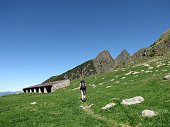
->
[0, 0, 170, 92]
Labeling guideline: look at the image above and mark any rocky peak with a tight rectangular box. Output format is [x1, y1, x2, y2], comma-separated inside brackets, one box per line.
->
[115, 49, 132, 68]
[93, 50, 116, 73]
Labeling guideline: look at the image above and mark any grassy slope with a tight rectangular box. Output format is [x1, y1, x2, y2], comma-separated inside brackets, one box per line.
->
[0, 56, 170, 127]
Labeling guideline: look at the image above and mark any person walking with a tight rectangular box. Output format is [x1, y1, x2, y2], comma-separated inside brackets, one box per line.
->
[79, 80, 86, 102]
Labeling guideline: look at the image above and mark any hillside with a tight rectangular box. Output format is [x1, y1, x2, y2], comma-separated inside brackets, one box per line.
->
[44, 29, 170, 83]
[132, 29, 170, 64]
[1, 53, 170, 127]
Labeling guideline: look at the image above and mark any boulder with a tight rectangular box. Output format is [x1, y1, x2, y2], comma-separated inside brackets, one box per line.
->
[142, 110, 157, 117]
[106, 86, 112, 88]
[30, 102, 37, 105]
[121, 96, 144, 105]
[164, 75, 170, 80]
[102, 103, 116, 110]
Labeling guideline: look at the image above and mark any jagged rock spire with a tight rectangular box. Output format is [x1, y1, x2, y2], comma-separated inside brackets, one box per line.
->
[115, 49, 132, 68]
[93, 50, 116, 73]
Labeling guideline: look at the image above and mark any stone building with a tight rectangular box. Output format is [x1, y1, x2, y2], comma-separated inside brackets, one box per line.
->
[23, 79, 70, 93]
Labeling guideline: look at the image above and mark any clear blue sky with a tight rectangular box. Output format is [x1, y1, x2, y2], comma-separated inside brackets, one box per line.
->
[0, 0, 170, 92]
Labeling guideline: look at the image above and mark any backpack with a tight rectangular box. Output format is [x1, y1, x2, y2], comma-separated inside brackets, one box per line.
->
[81, 82, 86, 89]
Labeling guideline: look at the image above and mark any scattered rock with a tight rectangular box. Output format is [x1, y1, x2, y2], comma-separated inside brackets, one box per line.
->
[162, 69, 168, 72]
[132, 71, 140, 75]
[121, 96, 144, 105]
[143, 64, 150, 67]
[91, 84, 96, 88]
[110, 79, 115, 81]
[30, 102, 37, 105]
[126, 71, 133, 75]
[148, 67, 154, 70]
[115, 81, 120, 84]
[145, 71, 152, 73]
[102, 78, 105, 80]
[99, 83, 104, 85]
[156, 65, 162, 68]
[121, 77, 126, 79]
[164, 75, 170, 80]
[141, 70, 145, 72]
[101, 103, 116, 110]
[80, 105, 85, 110]
[124, 83, 127, 85]
[106, 86, 112, 88]
[142, 110, 157, 117]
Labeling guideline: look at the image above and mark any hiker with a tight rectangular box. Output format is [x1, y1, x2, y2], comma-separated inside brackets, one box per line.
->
[79, 80, 86, 102]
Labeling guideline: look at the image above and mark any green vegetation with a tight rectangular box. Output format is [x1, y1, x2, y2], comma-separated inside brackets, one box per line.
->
[44, 60, 96, 83]
[1, 56, 170, 127]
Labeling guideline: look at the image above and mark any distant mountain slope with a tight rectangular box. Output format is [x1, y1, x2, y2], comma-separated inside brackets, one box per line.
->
[44, 50, 116, 83]
[44, 60, 97, 83]
[0, 91, 20, 96]
[44, 29, 170, 83]
[132, 29, 170, 63]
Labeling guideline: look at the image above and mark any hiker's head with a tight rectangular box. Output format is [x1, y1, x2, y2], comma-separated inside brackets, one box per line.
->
[80, 80, 85, 83]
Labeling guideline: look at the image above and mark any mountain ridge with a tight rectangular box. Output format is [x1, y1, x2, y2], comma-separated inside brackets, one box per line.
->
[44, 29, 170, 83]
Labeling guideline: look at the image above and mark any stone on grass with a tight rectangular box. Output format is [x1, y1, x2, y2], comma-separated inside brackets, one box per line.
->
[110, 79, 115, 81]
[30, 102, 37, 105]
[148, 67, 154, 70]
[126, 71, 133, 75]
[106, 86, 112, 88]
[121, 77, 126, 79]
[142, 110, 157, 117]
[145, 71, 152, 73]
[164, 75, 170, 80]
[101, 103, 116, 110]
[121, 96, 144, 105]
[143, 64, 150, 67]
[162, 69, 168, 72]
[99, 83, 104, 85]
[132, 71, 140, 75]
[91, 84, 96, 88]
[115, 81, 120, 84]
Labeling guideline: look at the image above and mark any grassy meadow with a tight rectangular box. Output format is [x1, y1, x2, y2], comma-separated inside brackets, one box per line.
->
[0, 57, 170, 127]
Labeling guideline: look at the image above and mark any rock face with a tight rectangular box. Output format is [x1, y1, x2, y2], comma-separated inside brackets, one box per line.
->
[142, 110, 157, 117]
[164, 75, 170, 80]
[115, 49, 132, 68]
[121, 96, 144, 105]
[93, 50, 116, 74]
[101, 103, 116, 110]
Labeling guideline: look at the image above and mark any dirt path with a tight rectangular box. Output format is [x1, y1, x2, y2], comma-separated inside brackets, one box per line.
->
[83, 105, 131, 127]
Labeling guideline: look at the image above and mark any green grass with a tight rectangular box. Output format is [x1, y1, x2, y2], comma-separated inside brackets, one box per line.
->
[0, 58, 170, 127]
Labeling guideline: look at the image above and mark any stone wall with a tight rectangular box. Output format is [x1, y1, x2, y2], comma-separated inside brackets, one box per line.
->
[51, 79, 70, 92]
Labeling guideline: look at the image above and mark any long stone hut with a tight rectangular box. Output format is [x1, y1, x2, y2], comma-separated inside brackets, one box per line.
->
[23, 79, 70, 93]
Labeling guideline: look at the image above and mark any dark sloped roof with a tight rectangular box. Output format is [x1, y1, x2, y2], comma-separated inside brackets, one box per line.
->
[23, 80, 63, 89]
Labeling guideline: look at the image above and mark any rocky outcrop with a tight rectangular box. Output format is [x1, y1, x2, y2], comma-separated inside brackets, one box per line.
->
[93, 50, 116, 74]
[115, 49, 132, 68]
